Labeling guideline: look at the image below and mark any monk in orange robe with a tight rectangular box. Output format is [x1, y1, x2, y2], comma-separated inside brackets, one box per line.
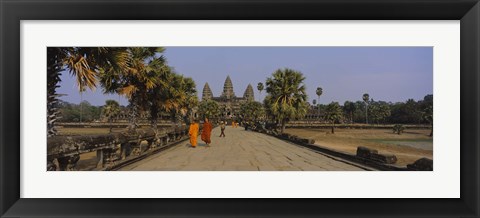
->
[201, 117, 213, 146]
[189, 120, 199, 148]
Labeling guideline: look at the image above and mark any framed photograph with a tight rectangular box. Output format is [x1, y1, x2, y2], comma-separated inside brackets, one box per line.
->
[1, 0, 479, 217]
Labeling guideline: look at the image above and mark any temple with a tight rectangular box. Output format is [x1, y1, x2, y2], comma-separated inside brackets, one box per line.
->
[202, 76, 254, 119]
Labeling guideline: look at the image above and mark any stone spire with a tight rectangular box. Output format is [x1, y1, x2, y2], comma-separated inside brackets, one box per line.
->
[243, 84, 255, 101]
[202, 82, 213, 100]
[221, 75, 236, 99]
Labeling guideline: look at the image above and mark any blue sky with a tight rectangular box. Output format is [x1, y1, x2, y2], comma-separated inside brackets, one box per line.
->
[57, 47, 433, 106]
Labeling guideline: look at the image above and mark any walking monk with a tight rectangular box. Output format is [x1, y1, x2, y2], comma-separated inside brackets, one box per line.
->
[201, 117, 213, 147]
[189, 119, 199, 148]
[219, 121, 226, 137]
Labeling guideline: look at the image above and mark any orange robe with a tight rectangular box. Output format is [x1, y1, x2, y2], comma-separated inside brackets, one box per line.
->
[201, 121, 213, 144]
[189, 123, 199, 147]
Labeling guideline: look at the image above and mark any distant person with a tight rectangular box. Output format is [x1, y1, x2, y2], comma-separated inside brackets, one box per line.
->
[201, 117, 213, 147]
[219, 121, 226, 137]
[188, 119, 199, 148]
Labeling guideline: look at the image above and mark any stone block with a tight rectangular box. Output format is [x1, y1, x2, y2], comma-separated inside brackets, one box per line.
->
[356, 146, 378, 159]
[371, 153, 397, 164]
[281, 133, 291, 139]
[297, 138, 315, 144]
[407, 158, 433, 171]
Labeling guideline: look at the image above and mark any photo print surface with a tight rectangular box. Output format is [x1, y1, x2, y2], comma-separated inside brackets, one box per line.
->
[47, 47, 433, 171]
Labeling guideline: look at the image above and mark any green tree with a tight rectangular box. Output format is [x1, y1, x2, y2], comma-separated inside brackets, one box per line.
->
[240, 101, 265, 122]
[198, 99, 220, 121]
[423, 105, 433, 137]
[257, 82, 264, 101]
[160, 74, 198, 125]
[47, 47, 129, 136]
[369, 101, 391, 124]
[343, 101, 356, 123]
[362, 93, 370, 124]
[316, 87, 323, 115]
[100, 47, 166, 130]
[324, 102, 343, 134]
[393, 124, 405, 135]
[265, 68, 308, 133]
[103, 100, 120, 133]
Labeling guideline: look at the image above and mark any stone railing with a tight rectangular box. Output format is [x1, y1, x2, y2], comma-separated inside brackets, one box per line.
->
[56, 121, 174, 128]
[47, 126, 191, 171]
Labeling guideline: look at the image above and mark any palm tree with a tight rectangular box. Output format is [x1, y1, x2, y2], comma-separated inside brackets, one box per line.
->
[101, 47, 165, 131]
[265, 68, 308, 133]
[47, 47, 129, 137]
[175, 76, 198, 125]
[316, 87, 323, 116]
[157, 74, 198, 126]
[362, 93, 370, 124]
[257, 82, 264, 101]
[79, 86, 86, 123]
[324, 102, 343, 134]
[103, 100, 120, 133]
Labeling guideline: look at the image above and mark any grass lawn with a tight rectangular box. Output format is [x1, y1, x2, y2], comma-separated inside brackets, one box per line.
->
[284, 128, 433, 167]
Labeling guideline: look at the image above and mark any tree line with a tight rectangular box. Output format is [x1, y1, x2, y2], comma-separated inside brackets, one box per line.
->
[235, 68, 432, 135]
[47, 47, 197, 137]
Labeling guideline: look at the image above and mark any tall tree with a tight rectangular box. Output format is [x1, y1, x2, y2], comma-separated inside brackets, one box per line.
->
[265, 68, 308, 133]
[343, 101, 356, 123]
[257, 82, 264, 101]
[423, 105, 433, 137]
[100, 47, 166, 131]
[47, 47, 129, 137]
[240, 101, 265, 122]
[316, 87, 323, 115]
[362, 93, 370, 124]
[160, 74, 198, 126]
[324, 102, 343, 134]
[103, 100, 120, 133]
[198, 99, 220, 121]
[369, 101, 390, 125]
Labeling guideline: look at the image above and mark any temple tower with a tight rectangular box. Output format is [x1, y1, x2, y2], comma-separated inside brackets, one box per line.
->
[243, 84, 255, 101]
[202, 82, 213, 100]
[221, 75, 236, 100]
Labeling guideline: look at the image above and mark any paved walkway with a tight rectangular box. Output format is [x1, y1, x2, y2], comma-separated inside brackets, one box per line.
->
[119, 126, 366, 171]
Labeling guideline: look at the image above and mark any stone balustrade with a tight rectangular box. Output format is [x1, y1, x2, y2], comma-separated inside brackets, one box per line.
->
[47, 126, 191, 171]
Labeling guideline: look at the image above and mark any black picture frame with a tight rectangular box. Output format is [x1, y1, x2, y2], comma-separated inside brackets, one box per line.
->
[1, 0, 479, 217]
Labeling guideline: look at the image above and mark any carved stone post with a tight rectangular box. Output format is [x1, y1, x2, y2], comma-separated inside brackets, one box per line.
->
[120, 143, 128, 160]
[47, 157, 58, 171]
[57, 154, 80, 171]
[148, 139, 156, 150]
[96, 149, 104, 168]
[103, 148, 118, 167]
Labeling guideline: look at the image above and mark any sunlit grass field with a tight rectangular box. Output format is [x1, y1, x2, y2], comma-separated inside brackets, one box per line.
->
[284, 128, 432, 166]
